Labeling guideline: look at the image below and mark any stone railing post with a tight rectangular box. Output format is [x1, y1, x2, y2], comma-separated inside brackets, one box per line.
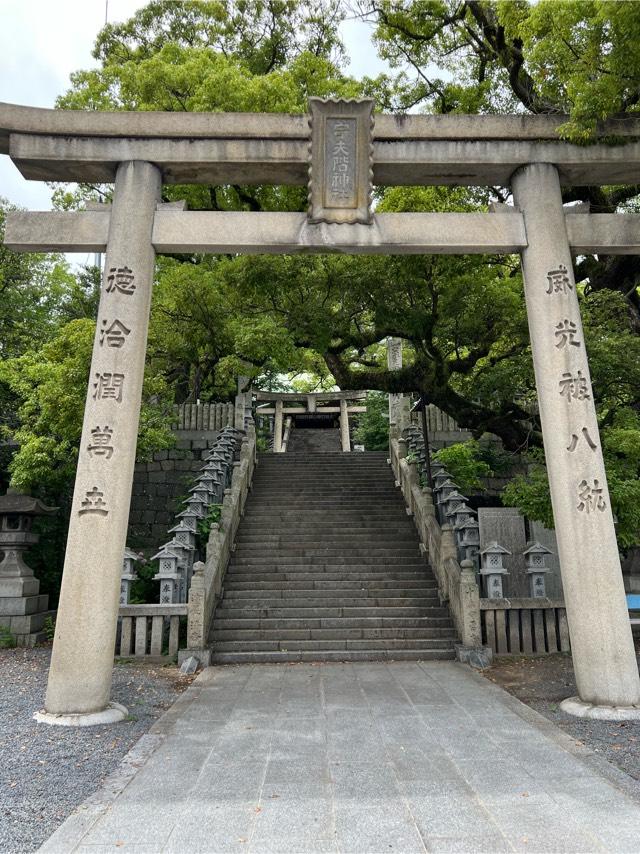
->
[458, 559, 482, 649]
[186, 561, 206, 650]
[273, 400, 284, 453]
[39, 161, 161, 726]
[340, 399, 351, 452]
[513, 163, 640, 717]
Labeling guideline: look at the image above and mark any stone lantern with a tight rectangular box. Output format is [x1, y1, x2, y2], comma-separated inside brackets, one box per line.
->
[0, 489, 57, 645]
[188, 482, 210, 507]
[432, 470, 451, 492]
[168, 520, 197, 552]
[120, 547, 140, 604]
[440, 490, 469, 524]
[480, 541, 511, 599]
[450, 501, 476, 529]
[523, 541, 553, 598]
[176, 508, 199, 532]
[457, 519, 480, 565]
[151, 544, 181, 603]
[183, 494, 207, 519]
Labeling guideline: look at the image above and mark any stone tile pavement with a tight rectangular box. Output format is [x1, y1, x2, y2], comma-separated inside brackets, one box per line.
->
[40, 662, 640, 853]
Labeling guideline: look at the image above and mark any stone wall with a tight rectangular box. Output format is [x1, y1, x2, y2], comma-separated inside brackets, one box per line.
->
[127, 430, 223, 553]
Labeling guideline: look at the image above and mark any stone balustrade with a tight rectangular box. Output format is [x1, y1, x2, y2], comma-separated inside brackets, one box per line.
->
[181, 425, 257, 665]
[116, 603, 188, 657]
[390, 434, 483, 652]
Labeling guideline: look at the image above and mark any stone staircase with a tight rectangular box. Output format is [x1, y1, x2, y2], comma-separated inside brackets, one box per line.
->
[209, 450, 458, 662]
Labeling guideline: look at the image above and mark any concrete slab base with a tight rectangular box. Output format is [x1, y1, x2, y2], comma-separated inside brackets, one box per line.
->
[33, 702, 128, 728]
[561, 695, 640, 720]
[39, 662, 640, 853]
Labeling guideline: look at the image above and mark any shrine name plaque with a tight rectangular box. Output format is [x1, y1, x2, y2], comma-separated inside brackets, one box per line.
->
[308, 98, 374, 225]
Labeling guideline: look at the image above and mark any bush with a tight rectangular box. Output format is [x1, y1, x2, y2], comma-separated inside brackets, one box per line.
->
[434, 440, 492, 494]
[353, 391, 389, 451]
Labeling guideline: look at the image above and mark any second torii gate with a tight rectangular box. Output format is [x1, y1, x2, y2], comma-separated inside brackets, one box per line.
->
[2, 98, 640, 723]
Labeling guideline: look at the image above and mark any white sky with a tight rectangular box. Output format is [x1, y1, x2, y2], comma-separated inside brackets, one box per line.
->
[0, 0, 389, 212]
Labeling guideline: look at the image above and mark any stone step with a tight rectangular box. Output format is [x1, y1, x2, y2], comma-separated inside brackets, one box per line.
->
[244, 514, 411, 523]
[224, 573, 438, 591]
[219, 597, 441, 610]
[224, 579, 437, 590]
[216, 606, 450, 619]
[227, 564, 432, 574]
[223, 587, 437, 600]
[211, 649, 456, 663]
[213, 637, 455, 652]
[230, 556, 426, 566]
[213, 626, 455, 641]
[234, 534, 417, 544]
[213, 615, 454, 630]
[232, 551, 422, 559]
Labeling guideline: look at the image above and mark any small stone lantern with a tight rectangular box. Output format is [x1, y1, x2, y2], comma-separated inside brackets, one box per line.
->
[182, 494, 207, 519]
[432, 470, 451, 492]
[457, 519, 480, 565]
[0, 489, 57, 645]
[120, 547, 140, 605]
[151, 544, 181, 603]
[189, 482, 210, 507]
[440, 490, 469, 523]
[523, 541, 553, 598]
[176, 508, 199, 532]
[480, 541, 511, 599]
[168, 520, 197, 551]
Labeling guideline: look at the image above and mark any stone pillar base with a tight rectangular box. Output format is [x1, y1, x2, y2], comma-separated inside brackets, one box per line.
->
[34, 701, 128, 727]
[455, 644, 493, 669]
[560, 696, 640, 721]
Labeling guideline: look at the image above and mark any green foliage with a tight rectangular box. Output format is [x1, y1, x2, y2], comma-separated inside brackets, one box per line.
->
[369, 1, 640, 141]
[434, 441, 492, 495]
[0, 319, 174, 493]
[503, 409, 640, 549]
[198, 504, 223, 541]
[352, 392, 389, 451]
[0, 625, 16, 649]
[43, 615, 56, 642]
[130, 561, 160, 604]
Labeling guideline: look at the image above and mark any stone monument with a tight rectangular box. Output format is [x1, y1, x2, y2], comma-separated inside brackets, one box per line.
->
[0, 489, 57, 646]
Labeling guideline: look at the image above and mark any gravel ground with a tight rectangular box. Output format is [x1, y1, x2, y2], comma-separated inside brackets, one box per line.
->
[0, 647, 194, 854]
[485, 652, 640, 789]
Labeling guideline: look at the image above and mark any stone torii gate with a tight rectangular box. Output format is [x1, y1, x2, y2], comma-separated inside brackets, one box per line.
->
[2, 98, 640, 723]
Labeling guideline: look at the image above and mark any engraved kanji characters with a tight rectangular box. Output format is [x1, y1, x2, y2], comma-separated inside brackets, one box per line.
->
[329, 119, 354, 202]
[577, 479, 607, 513]
[79, 486, 109, 516]
[100, 319, 131, 348]
[93, 372, 125, 403]
[567, 427, 597, 452]
[105, 266, 135, 295]
[558, 370, 590, 402]
[546, 264, 573, 295]
[87, 426, 114, 459]
[554, 319, 581, 348]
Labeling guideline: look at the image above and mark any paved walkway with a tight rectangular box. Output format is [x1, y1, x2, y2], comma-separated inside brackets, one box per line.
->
[42, 662, 640, 853]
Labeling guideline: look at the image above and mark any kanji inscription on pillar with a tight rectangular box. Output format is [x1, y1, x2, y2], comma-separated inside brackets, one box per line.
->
[308, 97, 373, 225]
[87, 425, 115, 459]
[106, 266, 136, 295]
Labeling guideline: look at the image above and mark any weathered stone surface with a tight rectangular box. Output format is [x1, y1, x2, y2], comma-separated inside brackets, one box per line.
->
[179, 655, 200, 675]
[44, 161, 161, 718]
[512, 162, 640, 710]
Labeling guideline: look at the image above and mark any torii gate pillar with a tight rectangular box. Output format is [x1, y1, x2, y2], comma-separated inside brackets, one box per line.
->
[36, 161, 161, 725]
[512, 163, 640, 717]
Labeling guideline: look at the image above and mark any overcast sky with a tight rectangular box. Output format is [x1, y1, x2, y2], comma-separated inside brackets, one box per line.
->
[0, 0, 389, 213]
